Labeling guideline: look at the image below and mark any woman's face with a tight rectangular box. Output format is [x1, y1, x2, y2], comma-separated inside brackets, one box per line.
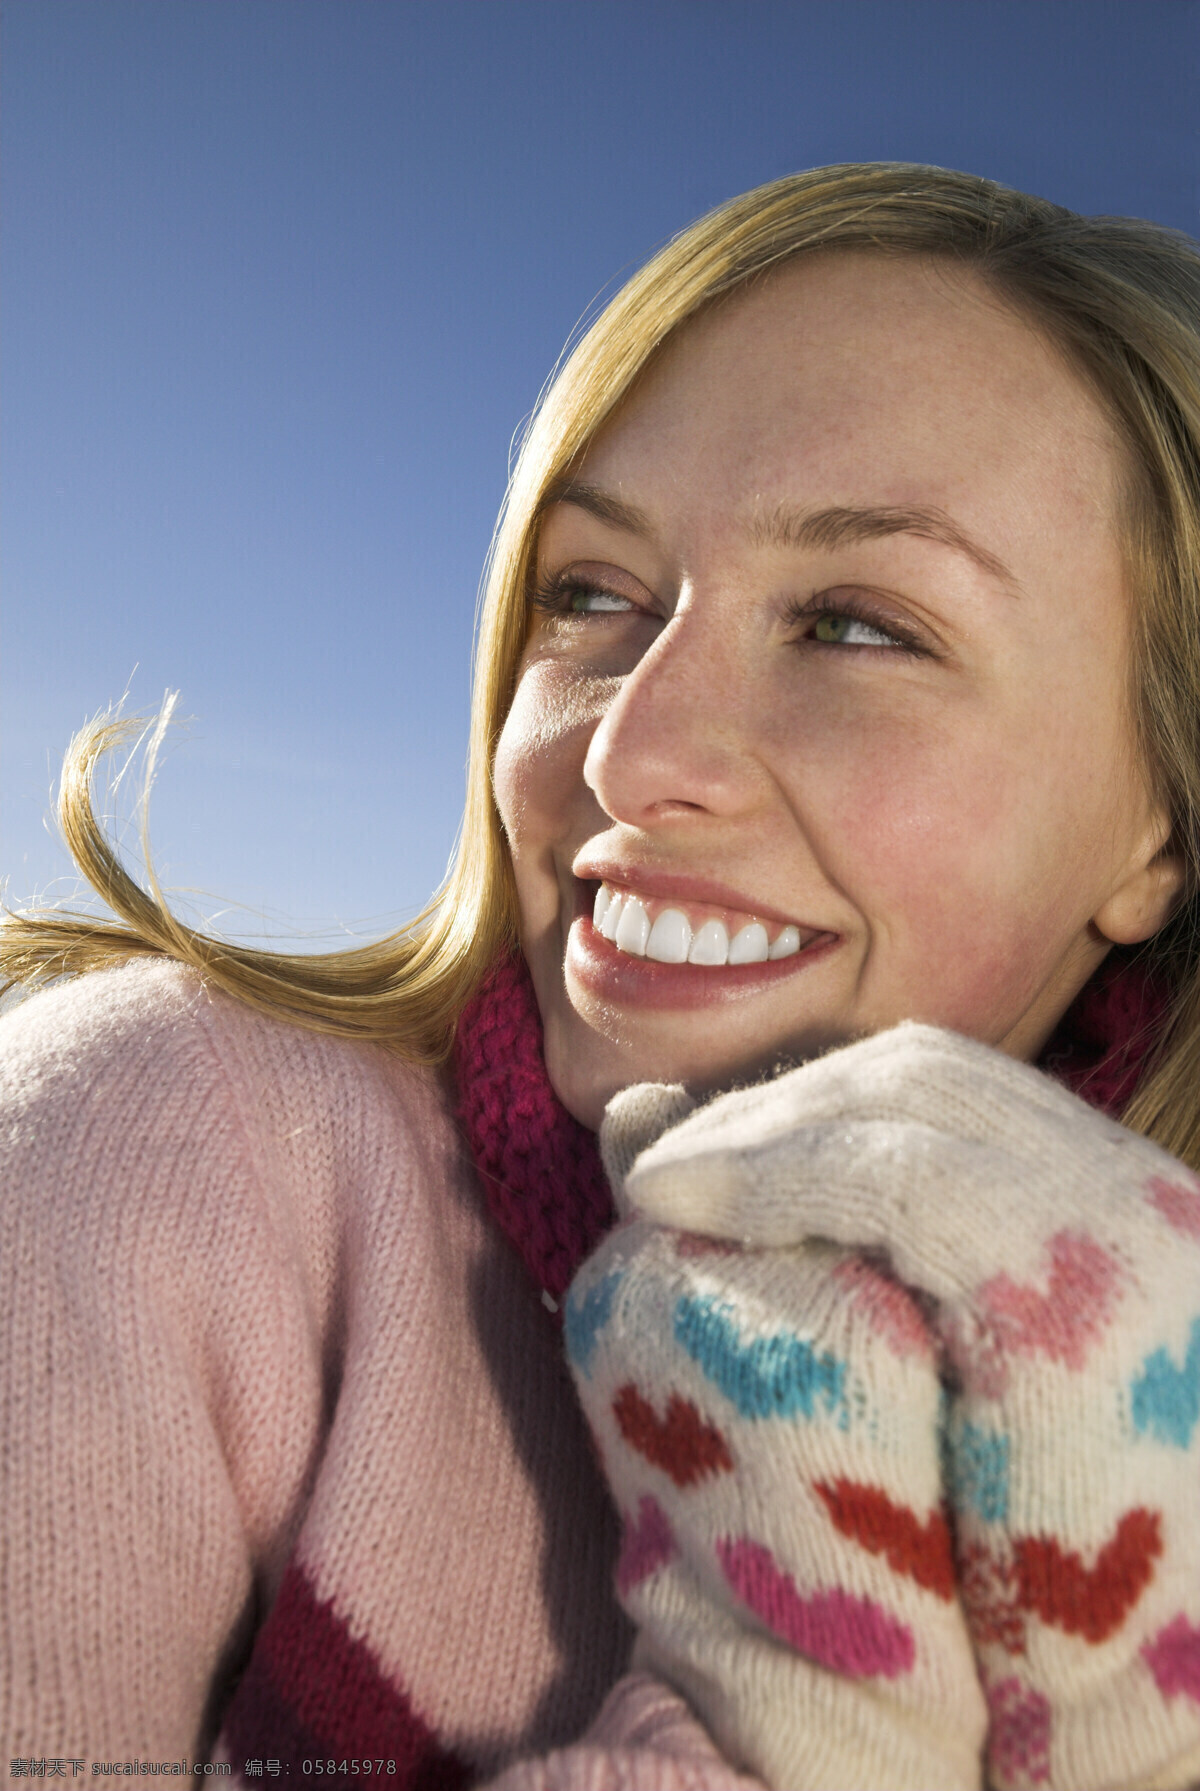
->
[493, 251, 1182, 1128]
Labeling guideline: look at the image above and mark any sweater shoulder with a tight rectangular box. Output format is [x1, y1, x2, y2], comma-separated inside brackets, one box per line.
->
[0, 955, 465, 1235]
[1, 955, 230, 1109]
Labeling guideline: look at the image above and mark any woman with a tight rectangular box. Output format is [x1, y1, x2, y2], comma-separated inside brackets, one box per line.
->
[3, 162, 1199, 1789]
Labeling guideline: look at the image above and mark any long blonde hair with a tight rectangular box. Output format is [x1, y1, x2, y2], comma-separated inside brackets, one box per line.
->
[7, 162, 1200, 1159]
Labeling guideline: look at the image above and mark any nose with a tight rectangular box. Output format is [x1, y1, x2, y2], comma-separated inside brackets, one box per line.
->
[583, 603, 768, 826]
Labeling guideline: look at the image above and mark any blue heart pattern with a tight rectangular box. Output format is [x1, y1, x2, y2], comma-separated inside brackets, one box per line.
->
[1132, 1317, 1200, 1449]
[673, 1292, 848, 1423]
[564, 1266, 624, 1378]
[945, 1417, 1011, 1524]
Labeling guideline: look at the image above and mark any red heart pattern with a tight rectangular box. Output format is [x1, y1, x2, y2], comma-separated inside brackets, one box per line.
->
[960, 1542, 1027, 1655]
[962, 1507, 1163, 1654]
[814, 1477, 955, 1600]
[612, 1382, 734, 1487]
[1014, 1506, 1162, 1644]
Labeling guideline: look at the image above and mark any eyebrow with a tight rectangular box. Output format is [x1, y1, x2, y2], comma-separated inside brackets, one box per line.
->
[542, 479, 1022, 596]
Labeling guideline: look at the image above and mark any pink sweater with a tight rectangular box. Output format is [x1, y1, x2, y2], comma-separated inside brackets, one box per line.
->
[0, 959, 761, 1787]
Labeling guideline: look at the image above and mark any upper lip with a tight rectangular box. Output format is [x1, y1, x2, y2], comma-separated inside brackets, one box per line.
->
[572, 858, 817, 930]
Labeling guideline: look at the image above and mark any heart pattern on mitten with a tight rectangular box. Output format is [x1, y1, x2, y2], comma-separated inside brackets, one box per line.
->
[565, 1219, 988, 1791]
[620, 1023, 1200, 1790]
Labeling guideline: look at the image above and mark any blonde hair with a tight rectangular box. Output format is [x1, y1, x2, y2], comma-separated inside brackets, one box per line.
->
[7, 162, 1200, 1159]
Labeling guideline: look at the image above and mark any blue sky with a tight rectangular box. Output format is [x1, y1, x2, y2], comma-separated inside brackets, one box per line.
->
[5, 0, 1199, 945]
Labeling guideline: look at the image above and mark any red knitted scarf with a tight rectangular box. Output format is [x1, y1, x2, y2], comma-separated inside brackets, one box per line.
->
[449, 952, 617, 1312]
[450, 947, 1173, 1314]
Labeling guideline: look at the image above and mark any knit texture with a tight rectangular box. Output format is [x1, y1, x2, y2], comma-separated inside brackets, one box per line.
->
[0, 946, 1181, 1791]
[449, 944, 1171, 1317]
[566, 1216, 989, 1790]
[451, 953, 616, 1311]
[604, 1022, 1200, 1791]
[0, 959, 636, 1788]
[485, 1674, 769, 1791]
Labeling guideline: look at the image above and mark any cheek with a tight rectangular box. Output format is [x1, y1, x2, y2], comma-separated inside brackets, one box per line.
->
[786, 705, 1085, 948]
[779, 705, 990, 887]
[798, 704, 1121, 1035]
[492, 662, 602, 857]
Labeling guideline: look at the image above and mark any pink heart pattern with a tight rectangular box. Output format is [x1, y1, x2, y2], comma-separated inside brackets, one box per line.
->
[716, 1535, 915, 1679]
[617, 1494, 677, 1596]
[984, 1675, 1052, 1788]
[977, 1229, 1123, 1371]
[578, 1198, 1194, 1783]
[831, 1255, 936, 1362]
[1142, 1613, 1200, 1705]
[1148, 1174, 1200, 1242]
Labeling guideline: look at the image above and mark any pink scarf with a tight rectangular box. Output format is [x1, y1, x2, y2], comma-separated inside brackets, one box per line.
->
[451, 947, 1173, 1314]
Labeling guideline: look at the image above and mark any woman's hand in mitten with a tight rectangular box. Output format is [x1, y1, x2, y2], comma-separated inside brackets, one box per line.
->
[563, 1083, 989, 1791]
[620, 1023, 1200, 1791]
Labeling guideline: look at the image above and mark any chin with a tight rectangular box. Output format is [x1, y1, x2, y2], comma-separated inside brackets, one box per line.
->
[543, 1007, 850, 1132]
[543, 1029, 652, 1131]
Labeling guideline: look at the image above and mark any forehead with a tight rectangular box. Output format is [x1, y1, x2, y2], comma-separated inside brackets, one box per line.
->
[569, 251, 1124, 577]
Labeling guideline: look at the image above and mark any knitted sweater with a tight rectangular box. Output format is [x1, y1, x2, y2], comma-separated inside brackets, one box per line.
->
[0, 950, 1185, 1788]
[3, 958, 729, 1785]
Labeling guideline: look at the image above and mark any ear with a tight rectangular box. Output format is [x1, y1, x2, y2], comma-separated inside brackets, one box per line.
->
[1093, 809, 1189, 946]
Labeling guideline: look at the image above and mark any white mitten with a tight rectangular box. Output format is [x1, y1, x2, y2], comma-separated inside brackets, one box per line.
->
[621, 1023, 1200, 1791]
[564, 1082, 988, 1791]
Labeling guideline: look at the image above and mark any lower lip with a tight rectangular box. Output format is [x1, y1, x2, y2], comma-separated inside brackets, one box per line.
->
[566, 914, 840, 1010]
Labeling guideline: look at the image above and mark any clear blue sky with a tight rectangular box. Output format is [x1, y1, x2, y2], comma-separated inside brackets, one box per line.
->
[5, 0, 1198, 946]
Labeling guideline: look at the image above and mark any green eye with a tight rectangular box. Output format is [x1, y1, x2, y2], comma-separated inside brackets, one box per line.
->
[812, 611, 901, 648]
[814, 614, 850, 642]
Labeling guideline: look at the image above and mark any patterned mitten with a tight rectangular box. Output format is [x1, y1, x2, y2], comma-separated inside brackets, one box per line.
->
[564, 1084, 989, 1791]
[620, 1023, 1200, 1791]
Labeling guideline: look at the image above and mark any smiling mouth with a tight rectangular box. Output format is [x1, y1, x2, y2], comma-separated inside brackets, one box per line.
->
[586, 880, 823, 967]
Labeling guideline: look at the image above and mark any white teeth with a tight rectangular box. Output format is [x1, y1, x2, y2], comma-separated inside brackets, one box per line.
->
[614, 895, 651, 956]
[592, 881, 809, 966]
[646, 908, 692, 964]
[688, 919, 730, 966]
[599, 891, 624, 941]
[728, 921, 769, 964]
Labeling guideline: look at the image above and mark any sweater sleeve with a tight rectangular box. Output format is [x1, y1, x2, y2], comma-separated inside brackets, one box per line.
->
[0, 962, 327, 1762]
[480, 1674, 769, 1791]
